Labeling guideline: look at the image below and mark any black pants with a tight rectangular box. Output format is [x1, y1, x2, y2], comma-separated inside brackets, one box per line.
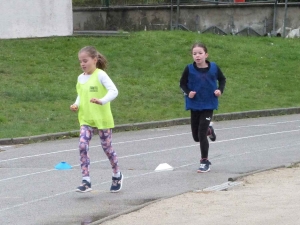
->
[190, 110, 213, 160]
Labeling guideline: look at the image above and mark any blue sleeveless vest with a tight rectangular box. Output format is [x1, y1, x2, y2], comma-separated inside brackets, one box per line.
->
[185, 62, 218, 111]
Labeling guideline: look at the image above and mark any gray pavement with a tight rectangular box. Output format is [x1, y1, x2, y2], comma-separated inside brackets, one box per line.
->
[1, 107, 300, 145]
[0, 112, 300, 225]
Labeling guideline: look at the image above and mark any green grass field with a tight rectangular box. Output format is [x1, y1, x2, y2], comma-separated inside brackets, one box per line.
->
[0, 31, 299, 139]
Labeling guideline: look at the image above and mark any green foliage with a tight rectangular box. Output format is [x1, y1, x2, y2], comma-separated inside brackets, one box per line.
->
[0, 31, 300, 139]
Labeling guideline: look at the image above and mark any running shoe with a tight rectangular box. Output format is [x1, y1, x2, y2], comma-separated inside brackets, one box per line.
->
[110, 173, 123, 193]
[208, 123, 216, 142]
[197, 159, 211, 173]
[76, 180, 92, 193]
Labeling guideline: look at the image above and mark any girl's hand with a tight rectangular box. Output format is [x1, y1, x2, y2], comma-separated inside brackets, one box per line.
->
[214, 90, 222, 97]
[90, 98, 102, 105]
[189, 91, 196, 98]
[70, 104, 78, 111]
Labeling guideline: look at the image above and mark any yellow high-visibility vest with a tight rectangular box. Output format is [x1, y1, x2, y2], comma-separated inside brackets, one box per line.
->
[76, 69, 114, 129]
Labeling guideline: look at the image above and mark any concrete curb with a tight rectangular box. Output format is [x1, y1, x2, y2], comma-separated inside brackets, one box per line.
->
[1, 107, 299, 145]
[91, 163, 299, 224]
[228, 165, 286, 182]
[73, 30, 130, 37]
[88, 190, 190, 225]
[88, 198, 163, 225]
[228, 161, 300, 182]
[91, 163, 300, 225]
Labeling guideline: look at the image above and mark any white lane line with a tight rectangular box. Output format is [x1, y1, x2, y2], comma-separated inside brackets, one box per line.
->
[0, 171, 157, 213]
[215, 129, 300, 143]
[168, 142, 300, 171]
[1, 142, 300, 213]
[2, 118, 300, 162]
[1, 129, 300, 183]
[0, 145, 197, 183]
[0, 189, 74, 212]
[1, 118, 300, 162]
[211, 143, 300, 161]
[0, 169, 58, 182]
[0, 133, 191, 163]
[149, 128, 171, 131]
[0, 145, 15, 149]
[217, 119, 300, 130]
[0, 149, 77, 163]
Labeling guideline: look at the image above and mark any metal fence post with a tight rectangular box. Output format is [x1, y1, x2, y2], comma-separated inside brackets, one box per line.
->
[282, 0, 288, 38]
[170, 0, 173, 30]
[271, 0, 278, 36]
[176, 0, 180, 29]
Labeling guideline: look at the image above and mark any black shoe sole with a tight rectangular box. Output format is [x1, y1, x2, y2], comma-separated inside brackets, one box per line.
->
[76, 188, 92, 193]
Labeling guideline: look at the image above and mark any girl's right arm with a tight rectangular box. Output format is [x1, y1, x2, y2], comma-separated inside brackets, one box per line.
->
[74, 96, 80, 106]
[179, 66, 191, 95]
[70, 75, 82, 111]
[70, 96, 80, 111]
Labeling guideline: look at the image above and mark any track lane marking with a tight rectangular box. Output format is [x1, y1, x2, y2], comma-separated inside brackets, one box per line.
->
[1, 118, 300, 162]
[1, 129, 299, 183]
[1, 141, 300, 213]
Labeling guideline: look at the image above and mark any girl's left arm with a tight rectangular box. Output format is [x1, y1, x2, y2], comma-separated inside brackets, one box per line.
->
[98, 71, 119, 105]
[217, 67, 226, 93]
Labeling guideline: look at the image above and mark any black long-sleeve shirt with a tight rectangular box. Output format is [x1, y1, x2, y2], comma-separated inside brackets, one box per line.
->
[179, 61, 226, 95]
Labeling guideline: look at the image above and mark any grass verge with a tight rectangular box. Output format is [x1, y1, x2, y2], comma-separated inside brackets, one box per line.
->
[0, 31, 299, 139]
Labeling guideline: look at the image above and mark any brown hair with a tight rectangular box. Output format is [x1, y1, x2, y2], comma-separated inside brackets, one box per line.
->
[79, 46, 108, 70]
[191, 42, 208, 53]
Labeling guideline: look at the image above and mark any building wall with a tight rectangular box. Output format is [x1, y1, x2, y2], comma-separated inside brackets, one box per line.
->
[73, 3, 300, 35]
[0, 0, 73, 39]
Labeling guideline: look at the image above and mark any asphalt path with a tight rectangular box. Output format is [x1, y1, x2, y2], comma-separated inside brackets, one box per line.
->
[0, 114, 300, 225]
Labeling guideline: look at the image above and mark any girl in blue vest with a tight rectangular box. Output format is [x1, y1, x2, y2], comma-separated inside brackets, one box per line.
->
[180, 43, 226, 172]
[70, 46, 123, 193]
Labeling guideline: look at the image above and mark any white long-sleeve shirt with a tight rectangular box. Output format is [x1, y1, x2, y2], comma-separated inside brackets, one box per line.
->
[74, 70, 118, 106]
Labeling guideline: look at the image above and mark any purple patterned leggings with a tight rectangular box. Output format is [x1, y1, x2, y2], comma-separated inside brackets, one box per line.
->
[79, 125, 119, 178]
